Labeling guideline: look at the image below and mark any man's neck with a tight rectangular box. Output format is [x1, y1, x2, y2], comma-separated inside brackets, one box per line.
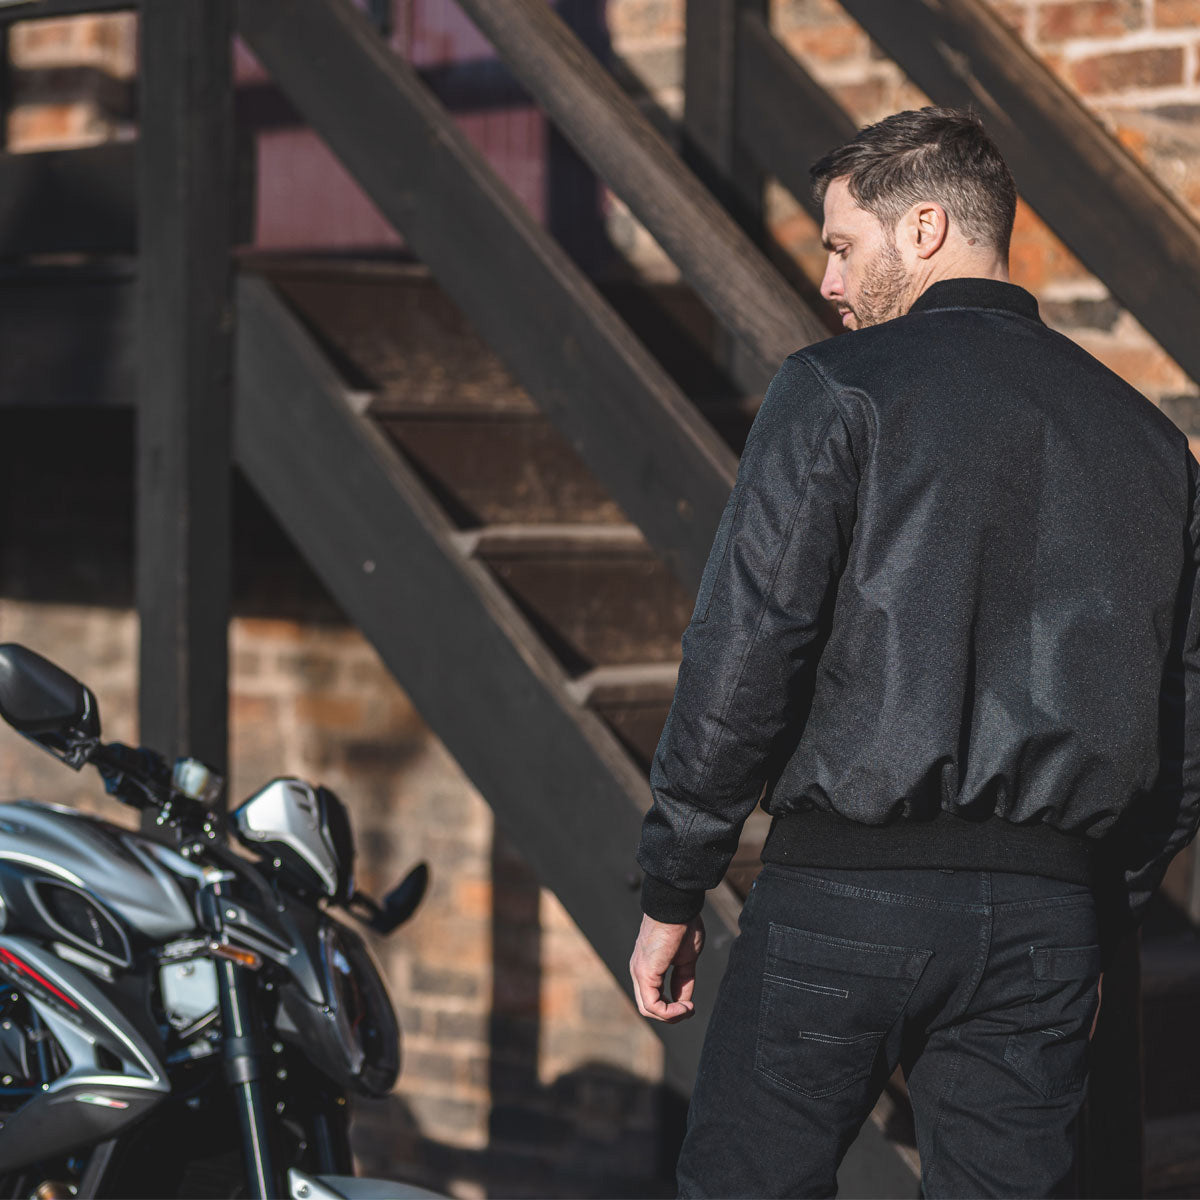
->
[906, 256, 1011, 312]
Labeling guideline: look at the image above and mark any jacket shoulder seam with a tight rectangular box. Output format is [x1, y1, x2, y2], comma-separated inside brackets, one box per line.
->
[791, 351, 864, 470]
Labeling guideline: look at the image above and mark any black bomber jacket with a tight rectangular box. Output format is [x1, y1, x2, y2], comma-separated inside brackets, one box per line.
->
[637, 278, 1200, 933]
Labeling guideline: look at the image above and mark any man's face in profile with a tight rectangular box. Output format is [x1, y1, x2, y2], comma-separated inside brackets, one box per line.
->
[819, 177, 910, 330]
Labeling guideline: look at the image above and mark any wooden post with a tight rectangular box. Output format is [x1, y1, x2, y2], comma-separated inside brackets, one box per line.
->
[682, 0, 771, 399]
[683, 0, 766, 235]
[733, 9, 857, 221]
[136, 0, 234, 778]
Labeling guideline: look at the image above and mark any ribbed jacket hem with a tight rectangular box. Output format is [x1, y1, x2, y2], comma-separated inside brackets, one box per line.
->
[762, 807, 1097, 886]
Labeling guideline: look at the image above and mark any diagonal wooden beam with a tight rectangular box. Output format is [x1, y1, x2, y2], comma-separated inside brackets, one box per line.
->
[451, 0, 828, 381]
[836, 0, 1200, 389]
[683, 0, 767, 231]
[232, 272, 740, 1093]
[236, 0, 735, 594]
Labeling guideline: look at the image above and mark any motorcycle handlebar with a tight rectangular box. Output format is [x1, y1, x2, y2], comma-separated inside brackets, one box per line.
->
[89, 741, 176, 811]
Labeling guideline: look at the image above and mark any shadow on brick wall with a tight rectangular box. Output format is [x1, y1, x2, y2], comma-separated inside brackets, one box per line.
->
[352, 831, 685, 1199]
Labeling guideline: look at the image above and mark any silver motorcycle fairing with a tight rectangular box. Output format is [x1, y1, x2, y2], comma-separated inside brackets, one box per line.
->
[0, 801, 195, 941]
[233, 779, 345, 898]
[0, 937, 170, 1171]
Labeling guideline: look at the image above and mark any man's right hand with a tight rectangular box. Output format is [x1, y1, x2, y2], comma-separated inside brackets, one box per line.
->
[629, 912, 705, 1023]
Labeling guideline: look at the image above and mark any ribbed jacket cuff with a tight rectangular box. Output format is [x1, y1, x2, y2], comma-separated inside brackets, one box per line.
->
[640, 873, 705, 923]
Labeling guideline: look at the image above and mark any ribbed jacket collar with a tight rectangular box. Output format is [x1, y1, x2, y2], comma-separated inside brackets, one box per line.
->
[909, 277, 1041, 322]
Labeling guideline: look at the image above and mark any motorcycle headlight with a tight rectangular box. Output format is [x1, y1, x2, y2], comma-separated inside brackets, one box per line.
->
[317, 921, 399, 1097]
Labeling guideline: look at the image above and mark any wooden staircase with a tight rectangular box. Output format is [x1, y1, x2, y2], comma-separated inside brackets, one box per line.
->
[260, 256, 773, 884]
[2, 0, 1199, 1191]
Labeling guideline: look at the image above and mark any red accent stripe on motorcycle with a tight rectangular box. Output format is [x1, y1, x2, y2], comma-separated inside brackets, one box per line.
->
[0, 947, 79, 1009]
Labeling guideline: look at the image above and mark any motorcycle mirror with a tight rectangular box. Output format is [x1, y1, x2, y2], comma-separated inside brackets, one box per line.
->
[0, 644, 100, 769]
[371, 862, 429, 935]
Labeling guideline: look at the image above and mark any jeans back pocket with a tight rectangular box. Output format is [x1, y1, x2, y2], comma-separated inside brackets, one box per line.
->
[755, 924, 932, 1099]
[1003, 943, 1101, 1100]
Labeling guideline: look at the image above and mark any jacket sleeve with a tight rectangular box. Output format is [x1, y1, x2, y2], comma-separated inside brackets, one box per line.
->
[636, 353, 860, 922]
[1114, 453, 1200, 931]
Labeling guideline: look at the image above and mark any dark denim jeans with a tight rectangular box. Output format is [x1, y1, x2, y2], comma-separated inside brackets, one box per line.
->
[677, 864, 1101, 1199]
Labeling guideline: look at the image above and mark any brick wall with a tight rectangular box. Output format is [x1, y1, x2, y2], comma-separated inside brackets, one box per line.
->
[6, 14, 134, 148]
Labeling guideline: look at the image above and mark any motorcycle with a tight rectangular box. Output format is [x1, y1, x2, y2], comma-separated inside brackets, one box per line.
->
[0, 642, 439, 1200]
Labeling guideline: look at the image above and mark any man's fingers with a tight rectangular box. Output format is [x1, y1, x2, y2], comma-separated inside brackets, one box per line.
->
[630, 960, 695, 1022]
[670, 961, 697, 1006]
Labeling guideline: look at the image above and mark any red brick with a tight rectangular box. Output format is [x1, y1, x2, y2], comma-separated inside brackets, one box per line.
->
[778, 23, 866, 63]
[230, 694, 279, 726]
[8, 103, 96, 149]
[293, 693, 366, 729]
[540, 977, 579, 1021]
[1007, 200, 1091, 291]
[827, 78, 891, 121]
[1083, 342, 1190, 392]
[453, 878, 493, 921]
[772, 0, 850, 35]
[1069, 45, 1184, 92]
[607, 0, 683, 43]
[1155, 0, 1200, 28]
[1036, 0, 1144, 43]
[234, 616, 306, 643]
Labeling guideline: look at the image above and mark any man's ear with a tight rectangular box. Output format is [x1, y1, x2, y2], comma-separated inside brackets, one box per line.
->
[909, 201, 948, 260]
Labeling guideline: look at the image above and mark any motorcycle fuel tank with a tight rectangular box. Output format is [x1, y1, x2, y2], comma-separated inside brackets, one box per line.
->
[0, 800, 196, 942]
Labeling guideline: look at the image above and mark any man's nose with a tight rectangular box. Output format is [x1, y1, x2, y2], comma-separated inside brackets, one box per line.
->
[820, 258, 842, 303]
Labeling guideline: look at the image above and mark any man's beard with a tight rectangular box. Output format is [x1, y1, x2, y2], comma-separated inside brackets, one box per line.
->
[847, 242, 910, 329]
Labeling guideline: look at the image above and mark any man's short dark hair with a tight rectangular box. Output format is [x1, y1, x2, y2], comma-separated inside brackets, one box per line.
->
[810, 107, 1017, 255]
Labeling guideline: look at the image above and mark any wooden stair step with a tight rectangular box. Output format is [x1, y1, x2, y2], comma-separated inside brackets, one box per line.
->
[381, 414, 624, 525]
[258, 258, 747, 417]
[567, 660, 768, 895]
[259, 259, 538, 416]
[567, 662, 679, 769]
[453, 523, 691, 672]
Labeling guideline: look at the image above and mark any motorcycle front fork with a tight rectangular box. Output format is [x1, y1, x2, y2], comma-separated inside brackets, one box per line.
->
[216, 957, 278, 1199]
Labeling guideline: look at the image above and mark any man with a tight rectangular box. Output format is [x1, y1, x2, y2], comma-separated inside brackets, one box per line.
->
[629, 107, 1200, 1198]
